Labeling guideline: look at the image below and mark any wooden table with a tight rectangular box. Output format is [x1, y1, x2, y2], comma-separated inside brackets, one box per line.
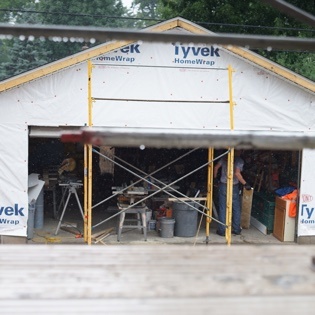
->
[0, 245, 314, 314]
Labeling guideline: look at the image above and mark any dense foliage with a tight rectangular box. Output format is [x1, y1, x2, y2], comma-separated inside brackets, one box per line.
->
[159, 0, 315, 81]
[0, 0, 127, 80]
[0, 0, 314, 81]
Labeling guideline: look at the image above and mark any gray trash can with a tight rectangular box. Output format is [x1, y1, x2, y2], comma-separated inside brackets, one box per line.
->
[172, 202, 198, 237]
[160, 217, 175, 238]
[27, 200, 36, 240]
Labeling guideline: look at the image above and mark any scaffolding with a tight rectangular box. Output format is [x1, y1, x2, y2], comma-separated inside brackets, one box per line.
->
[83, 60, 237, 245]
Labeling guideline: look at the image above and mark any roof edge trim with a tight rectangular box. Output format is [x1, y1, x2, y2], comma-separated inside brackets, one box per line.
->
[0, 40, 134, 93]
[0, 17, 313, 94]
[226, 46, 314, 93]
[0, 19, 181, 93]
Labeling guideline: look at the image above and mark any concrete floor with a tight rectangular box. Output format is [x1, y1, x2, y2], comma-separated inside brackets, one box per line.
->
[27, 200, 292, 246]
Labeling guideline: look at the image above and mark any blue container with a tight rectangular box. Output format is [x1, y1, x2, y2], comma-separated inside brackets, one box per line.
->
[148, 220, 156, 231]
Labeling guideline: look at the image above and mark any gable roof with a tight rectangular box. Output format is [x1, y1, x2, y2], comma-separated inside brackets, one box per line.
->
[0, 17, 314, 94]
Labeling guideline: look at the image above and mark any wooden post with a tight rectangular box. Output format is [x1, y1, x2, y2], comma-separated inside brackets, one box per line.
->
[226, 149, 234, 245]
[206, 148, 214, 243]
[86, 60, 93, 245]
[84, 144, 88, 242]
[226, 65, 235, 245]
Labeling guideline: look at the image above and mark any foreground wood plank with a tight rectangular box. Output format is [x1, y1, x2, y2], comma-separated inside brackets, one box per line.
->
[0, 245, 314, 314]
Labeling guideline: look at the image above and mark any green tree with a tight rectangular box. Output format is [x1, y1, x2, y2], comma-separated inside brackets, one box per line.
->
[0, 1, 52, 80]
[38, 0, 126, 27]
[159, 0, 315, 80]
[36, 0, 128, 62]
[0, 0, 130, 80]
[0, 38, 52, 80]
[0, 0, 35, 22]
[131, 0, 162, 28]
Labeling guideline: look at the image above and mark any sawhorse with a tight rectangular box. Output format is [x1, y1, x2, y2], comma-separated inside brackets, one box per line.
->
[55, 182, 84, 235]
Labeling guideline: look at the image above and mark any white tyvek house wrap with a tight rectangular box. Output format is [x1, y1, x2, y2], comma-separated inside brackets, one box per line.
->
[91, 65, 230, 129]
[1, 68, 88, 126]
[0, 38, 314, 236]
[299, 148, 315, 236]
[90, 42, 314, 130]
[0, 42, 314, 130]
[0, 124, 28, 236]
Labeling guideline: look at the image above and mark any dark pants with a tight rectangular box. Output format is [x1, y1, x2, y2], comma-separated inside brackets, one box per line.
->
[217, 183, 241, 234]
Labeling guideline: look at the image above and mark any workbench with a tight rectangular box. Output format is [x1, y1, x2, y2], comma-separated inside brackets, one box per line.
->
[114, 186, 149, 241]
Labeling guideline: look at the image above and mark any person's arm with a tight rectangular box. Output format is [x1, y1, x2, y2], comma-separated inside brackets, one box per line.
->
[213, 162, 221, 178]
[235, 167, 251, 189]
[234, 167, 246, 185]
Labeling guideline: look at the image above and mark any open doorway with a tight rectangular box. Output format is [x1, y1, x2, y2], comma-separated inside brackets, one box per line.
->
[28, 129, 301, 244]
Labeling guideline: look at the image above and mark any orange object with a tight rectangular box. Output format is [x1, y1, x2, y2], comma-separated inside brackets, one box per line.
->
[282, 189, 298, 218]
[288, 200, 297, 218]
[166, 208, 173, 218]
[157, 206, 172, 218]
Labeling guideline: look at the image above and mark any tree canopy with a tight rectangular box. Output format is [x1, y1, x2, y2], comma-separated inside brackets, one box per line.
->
[159, 0, 314, 81]
[0, 0, 128, 80]
[0, 0, 314, 81]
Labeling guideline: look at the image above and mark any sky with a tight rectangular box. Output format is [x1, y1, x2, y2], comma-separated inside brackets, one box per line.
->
[122, 0, 133, 8]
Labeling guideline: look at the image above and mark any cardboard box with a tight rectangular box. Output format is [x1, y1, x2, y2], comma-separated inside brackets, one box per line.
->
[273, 197, 296, 242]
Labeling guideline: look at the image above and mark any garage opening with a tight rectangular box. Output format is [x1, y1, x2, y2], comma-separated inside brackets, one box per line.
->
[28, 126, 300, 244]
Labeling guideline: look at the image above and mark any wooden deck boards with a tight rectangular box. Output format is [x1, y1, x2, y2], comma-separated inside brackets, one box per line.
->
[0, 245, 314, 314]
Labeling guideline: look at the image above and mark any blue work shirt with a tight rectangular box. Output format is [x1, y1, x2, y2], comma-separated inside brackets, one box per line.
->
[218, 156, 244, 185]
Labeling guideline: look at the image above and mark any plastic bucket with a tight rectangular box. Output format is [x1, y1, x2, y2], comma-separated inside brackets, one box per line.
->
[160, 217, 175, 238]
[172, 202, 198, 237]
[148, 220, 156, 231]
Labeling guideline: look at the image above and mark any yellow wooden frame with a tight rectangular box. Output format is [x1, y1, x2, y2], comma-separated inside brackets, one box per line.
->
[206, 148, 214, 243]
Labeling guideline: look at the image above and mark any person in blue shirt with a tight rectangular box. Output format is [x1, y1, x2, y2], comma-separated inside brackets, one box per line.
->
[213, 150, 251, 236]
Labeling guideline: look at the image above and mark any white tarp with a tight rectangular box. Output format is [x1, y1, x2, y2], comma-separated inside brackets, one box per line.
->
[90, 41, 314, 131]
[0, 124, 28, 236]
[0, 69, 88, 126]
[0, 35, 314, 236]
[0, 42, 313, 132]
[28, 173, 45, 203]
[298, 148, 315, 236]
[92, 64, 230, 129]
